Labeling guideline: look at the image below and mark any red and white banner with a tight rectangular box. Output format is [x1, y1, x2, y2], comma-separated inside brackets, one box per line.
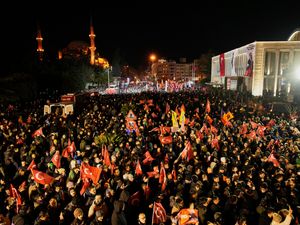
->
[219, 53, 225, 77]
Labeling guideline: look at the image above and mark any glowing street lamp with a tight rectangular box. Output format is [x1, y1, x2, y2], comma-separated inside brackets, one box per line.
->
[149, 54, 157, 62]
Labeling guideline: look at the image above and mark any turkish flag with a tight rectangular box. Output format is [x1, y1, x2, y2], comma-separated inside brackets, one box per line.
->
[152, 202, 167, 224]
[51, 151, 61, 168]
[27, 160, 36, 170]
[128, 191, 141, 207]
[80, 163, 102, 184]
[220, 53, 225, 77]
[61, 148, 70, 158]
[195, 130, 203, 140]
[239, 123, 248, 135]
[257, 125, 266, 137]
[10, 184, 22, 213]
[143, 151, 154, 165]
[10, 184, 22, 205]
[31, 169, 54, 185]
[160, 126, 171, 135]
[135, 160, 143, 176]
[159, 136, 173, 145]
[62, 141, 76, 158]
[247, 130, 257, 140]
[159, 163, 167, 191]
[200, 123, 209, 135]
[267, 119, 276, 128]
[102, 145, 111, 167]
[221, 118, 233, 127]
[268, 153, 280, 167]
[80, 178, 90, 195]
[181, 141, 193, 161]
[205, 99, 211, 114]
[250, 121, 258, 129]
[206, 115, 213, 125]
[147, 166, 159, 178]
[32, 127, 44, 138]
[211, 137, 219, 150]
[210, 125, 218, 135]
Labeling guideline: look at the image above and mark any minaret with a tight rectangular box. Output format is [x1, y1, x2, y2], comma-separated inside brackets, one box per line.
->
[36, 24, 44, 61]
[89, 17, 96, 65]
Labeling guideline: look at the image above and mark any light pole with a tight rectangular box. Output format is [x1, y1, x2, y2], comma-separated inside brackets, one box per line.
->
[149, 54, 157, 77]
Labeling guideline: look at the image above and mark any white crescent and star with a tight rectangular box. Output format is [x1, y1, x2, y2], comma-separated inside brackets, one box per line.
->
[35, 172, 45, 181]
[84, 168, 92, 175]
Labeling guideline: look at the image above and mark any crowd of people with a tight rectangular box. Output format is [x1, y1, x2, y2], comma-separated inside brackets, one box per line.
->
[0, 88, 299, 225]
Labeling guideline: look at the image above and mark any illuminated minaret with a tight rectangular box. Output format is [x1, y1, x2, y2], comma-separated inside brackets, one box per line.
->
[89, 17, 96, 65]
[36, 24, 44, 61]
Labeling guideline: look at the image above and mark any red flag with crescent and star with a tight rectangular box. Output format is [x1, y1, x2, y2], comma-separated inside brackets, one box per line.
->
[152, 202, 167, 224]
[31, 169, 54, 185]
[159, 163, 167, 191]
[10, 184, 22, 213]
[27, 160, 36, 170]
[135, 160, 143, 176]
[51, 151, 61, 168]
[32, 127, 44, 138]
[80, 162, 102, 185]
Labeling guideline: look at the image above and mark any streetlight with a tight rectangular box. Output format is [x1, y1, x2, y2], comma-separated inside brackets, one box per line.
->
[148, 53, 157, 78]
[149, 54, 157, 62]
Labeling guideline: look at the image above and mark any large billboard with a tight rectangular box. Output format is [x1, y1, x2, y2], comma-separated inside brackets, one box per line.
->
[222, 42, 256, 77]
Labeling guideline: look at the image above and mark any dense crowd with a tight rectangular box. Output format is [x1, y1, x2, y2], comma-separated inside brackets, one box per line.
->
[0, 89, 299, 225]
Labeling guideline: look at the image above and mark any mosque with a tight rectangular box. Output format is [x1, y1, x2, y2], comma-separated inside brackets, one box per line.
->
[35, 18, 109, 69]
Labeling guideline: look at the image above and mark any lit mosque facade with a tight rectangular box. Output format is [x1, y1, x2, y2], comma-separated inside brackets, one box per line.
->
[35, 19, 109, 69]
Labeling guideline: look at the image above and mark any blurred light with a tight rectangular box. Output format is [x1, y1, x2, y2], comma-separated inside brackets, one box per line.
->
[149, 54, 157, 62]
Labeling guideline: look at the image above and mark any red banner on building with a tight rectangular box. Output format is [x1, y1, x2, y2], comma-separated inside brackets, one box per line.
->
[220, 53, 225, 77]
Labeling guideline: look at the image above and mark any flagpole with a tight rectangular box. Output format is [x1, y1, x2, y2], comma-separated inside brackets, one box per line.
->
[152, 201, 155, 225]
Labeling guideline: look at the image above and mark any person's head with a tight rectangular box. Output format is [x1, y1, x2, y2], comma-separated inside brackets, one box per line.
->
[89, 187, 97, 195]
[114, 168, 120, 177]
[73, 208, 84, 220]
[49, 198, 57, 208]
[213, 196, 220, 204]
[39, 211, 48, 221]
[94, 195, 102, 205]
[69, 188, 76, 197]
[138, 213, 146, 224]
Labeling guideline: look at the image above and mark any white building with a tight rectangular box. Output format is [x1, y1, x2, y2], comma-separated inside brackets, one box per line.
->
[211, 29, 300, 96]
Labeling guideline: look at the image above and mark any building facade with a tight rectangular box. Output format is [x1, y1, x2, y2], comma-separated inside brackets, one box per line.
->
[211, 29, 300, 96]
[151, 58, 193, 82]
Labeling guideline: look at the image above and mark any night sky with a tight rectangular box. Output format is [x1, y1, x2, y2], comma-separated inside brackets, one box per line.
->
[1, 1, 300, 74]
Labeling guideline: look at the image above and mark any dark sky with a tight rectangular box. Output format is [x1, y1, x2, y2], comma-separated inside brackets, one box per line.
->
[1, 1, 300, 73]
